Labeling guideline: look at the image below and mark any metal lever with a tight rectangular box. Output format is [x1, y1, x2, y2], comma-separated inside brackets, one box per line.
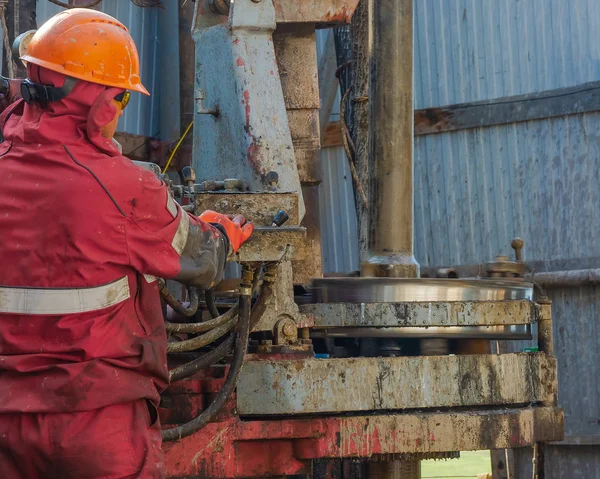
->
[511, 237, 524, 262]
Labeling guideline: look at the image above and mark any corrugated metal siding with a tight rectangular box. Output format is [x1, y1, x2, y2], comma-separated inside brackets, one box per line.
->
[414, 0, 600, 109]
[36, 1, 160, 137]
[319, 146, 359, 273]
[316, 28, 341, 119]
[0, 22, 3, 73]
[414, 112, 600, 267]
[413, 0, 600, 268]
[552, 286, 600, 434]
[317, 28, 348, 273]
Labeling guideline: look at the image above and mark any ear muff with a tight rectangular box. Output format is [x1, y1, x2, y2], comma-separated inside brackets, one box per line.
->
[20, 77, 77, 107]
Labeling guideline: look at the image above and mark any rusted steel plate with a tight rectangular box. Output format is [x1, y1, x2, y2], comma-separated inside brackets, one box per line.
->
[237, 353, 556, 415]
[234, 226, 307, 262]
[318, 407, 564, 458]
[273, 0, 360, 24]
[163, 407, 563, 478]
[194, 192, 300, 226]
[301, 300, 537, 327]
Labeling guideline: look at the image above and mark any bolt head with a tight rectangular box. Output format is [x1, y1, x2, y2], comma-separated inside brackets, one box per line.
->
[282, 324, 295, 336]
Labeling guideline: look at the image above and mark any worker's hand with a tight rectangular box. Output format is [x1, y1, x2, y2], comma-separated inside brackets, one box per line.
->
[199, 210, 254, 253]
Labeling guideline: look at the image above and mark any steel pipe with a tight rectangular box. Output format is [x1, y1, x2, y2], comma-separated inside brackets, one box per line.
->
[362, 0, 419, 279]
[527, 268, 600, 288]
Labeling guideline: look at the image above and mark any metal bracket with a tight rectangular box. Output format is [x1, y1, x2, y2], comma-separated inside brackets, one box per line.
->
[251, 262, 306, 332]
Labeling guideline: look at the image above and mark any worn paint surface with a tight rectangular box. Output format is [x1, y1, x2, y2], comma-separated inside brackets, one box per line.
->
[414, 81, 600, 136]
[273, 0, 359, 24]
[163, 407, 563, 478]
[234, 226, 307, 263]
[191, 0, 305, 218]
[250, 262, 305, 333]
[302, 300, 537, 327]
[194, 192, 300, 226]
[236, 353, 556, 415]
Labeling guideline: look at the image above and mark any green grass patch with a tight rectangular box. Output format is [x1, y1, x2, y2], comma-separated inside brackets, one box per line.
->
[421, 450, 491, 478]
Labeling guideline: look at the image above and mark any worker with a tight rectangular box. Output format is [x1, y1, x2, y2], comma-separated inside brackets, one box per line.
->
[0, 8, 253, 479]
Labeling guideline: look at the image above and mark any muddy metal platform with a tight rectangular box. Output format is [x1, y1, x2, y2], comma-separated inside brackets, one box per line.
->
[237, 353, 556, 415]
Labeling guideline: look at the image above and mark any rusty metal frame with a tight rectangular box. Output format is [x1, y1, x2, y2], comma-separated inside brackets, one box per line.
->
[163, 406, 563, 478]
[273, 0, 360, 24]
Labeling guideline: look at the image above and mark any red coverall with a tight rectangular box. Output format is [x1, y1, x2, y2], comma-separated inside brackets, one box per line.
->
[0, 68, 229, 478]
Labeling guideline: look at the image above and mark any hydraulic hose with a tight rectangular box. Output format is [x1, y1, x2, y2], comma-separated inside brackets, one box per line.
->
[162, 283, 252, 441]
[165, 304, 239, 334]
[205, 289, 221, 318]
[158, 280, 199, 318]
[166, 316, 237, 353]
[166, 270, 271, 382]
[169, 335, 235, 383]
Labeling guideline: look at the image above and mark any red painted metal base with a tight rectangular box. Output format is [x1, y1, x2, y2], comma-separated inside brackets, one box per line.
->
[160, 365, 563, 478]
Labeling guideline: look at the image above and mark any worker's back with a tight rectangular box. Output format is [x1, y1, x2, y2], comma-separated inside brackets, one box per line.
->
[0, 85, 175, 414]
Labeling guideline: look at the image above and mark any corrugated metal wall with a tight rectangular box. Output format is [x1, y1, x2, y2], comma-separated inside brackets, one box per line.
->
[36, 0, 160, 137]
[413, 0, 600, 267]
[318, 1, 600, 475]
[316, 29, 355, 273]
[319, 145, 359, 273]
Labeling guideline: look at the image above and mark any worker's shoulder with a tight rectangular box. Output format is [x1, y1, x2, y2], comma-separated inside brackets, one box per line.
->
[67, 147, 168, 210]
[81, 151, 163, 191]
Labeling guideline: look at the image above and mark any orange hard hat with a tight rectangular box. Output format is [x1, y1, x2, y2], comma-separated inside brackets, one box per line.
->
[21, 8, 149, 95]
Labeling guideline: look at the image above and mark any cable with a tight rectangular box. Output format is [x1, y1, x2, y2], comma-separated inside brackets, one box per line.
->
[165, 303, 238, 334]
[162, 281, 253, 441]
[47, 0, 104, 8]
[64, 145, 127, 217]
[162, 121, 193, 173]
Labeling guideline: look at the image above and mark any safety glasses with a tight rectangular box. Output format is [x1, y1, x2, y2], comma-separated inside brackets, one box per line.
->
[114, 91, 131, 110]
